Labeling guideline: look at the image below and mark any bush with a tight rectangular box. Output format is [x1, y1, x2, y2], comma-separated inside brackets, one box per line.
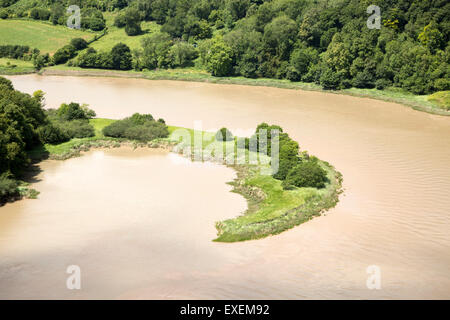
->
[60, 120, 95, 139]
[0, 45, 30, 59]
[70, 38, 88, 51]
[0, 175, 19, 203]
[282, 161, 328, 189]
[215, 127, 234, 141]
[123, 123, 169, 141]
[0, 9, 8, 19]
[56, 102, 96, 121]
[102, 113, 169, 141]
[53, 45, 76, 65]
[37, 123, 69, 144]
[111, 43, 132, 70]
[320, 68, 341, 90]
[30, 8, 50, 21]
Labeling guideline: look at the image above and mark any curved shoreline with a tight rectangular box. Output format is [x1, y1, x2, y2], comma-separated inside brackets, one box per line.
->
[24, 68, 449, 117]
[27, 124, 343, 243]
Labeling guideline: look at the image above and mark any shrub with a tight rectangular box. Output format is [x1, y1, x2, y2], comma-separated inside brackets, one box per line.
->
[0, 45, 30, 59]
[60, 120, 95, 139]
[53, 45, 76, 65]
[320, 68, 341, 90]
[375, 79, 392, 90]
[282, 161, 328, 189]
[0, 175, 19, 203]
[30, 8, 50, 21]
[102, 113, 169, 141]
[215, 128, 234, 141]
[111, 43, 132, 70]
[123, 122, 169, 141]
[56, 102, 96, 121]
[70, 38, 88, 51]
[0, 9, 8, 19]
[37, 123, 69, 144]
[272, 134, 300, 180]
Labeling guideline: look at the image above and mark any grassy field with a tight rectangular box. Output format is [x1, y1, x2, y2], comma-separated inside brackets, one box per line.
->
[88, 12, 160, 52]
[0, 57, 34, 74]
[0, 19, 95, 54]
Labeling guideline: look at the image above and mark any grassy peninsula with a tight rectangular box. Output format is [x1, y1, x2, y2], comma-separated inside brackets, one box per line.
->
[28, 114, 342, 243]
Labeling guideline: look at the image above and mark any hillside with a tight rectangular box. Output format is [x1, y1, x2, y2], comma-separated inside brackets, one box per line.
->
[0, 0, 448, 104]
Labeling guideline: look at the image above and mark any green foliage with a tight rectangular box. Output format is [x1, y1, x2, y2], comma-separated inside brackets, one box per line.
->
[0, 76, 47, 175]
[70, 38, 88, 51]
[272, 133, 300, 181]
[52, 44, 76, 65]
[0, 174, 19, 203]
[102, 113, 169, 141]
[56, 102, 95, 121]
[141, 32, 173, 69]
[0, 44, 30, 59]
[169, 41, 198, 68]
[37, 122, 69, 144]
[428, 91, 450, 111]
[30, 7, 50, 21]
[282, 160, 328, 190]
[111, 43, 132, 70]
[123, 7, 142, 36]
[215, 127, 234, 141]
[204, 36, 233, 76]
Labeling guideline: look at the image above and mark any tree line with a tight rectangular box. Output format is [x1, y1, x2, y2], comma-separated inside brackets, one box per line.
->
[2, 0, 449, 94]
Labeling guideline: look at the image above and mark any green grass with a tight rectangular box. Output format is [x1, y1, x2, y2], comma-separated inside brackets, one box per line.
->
[0, 19, 95, 54]
[427, 91, 450, 111]
[88, 12, 161, 52]
[0, 57, 34, 74]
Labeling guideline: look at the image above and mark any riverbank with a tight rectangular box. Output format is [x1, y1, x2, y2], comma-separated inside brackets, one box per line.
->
[24, 118, 342, 242]
[2, 66, 446, 116]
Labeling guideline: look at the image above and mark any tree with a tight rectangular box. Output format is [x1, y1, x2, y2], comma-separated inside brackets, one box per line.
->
[263, 15, 297, 60]
[272, 133, 300, 181]
[418, 23, 444, 52]
[282, 160, 328, 189]
[215, 128, 234, 141]
[70, 38, 88, 51]
[111, 43, 132, 70]
[320, 68, 341, 90]
[53, 45, 76, 65]
[205, 37, 233, 77]
[56, 102, 95, 121]
[124, 8, 142, 36]
[141, 33, 173, 69]
[169, 41, 198, 68]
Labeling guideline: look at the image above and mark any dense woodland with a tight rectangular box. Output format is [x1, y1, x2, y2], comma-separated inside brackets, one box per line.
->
[1, 0, 449, 94]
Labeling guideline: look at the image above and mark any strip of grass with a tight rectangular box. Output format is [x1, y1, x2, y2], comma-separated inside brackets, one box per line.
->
[0, 57, 34, 74]
[427, 91, 450, 111]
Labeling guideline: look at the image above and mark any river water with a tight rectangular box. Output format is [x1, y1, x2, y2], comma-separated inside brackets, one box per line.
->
[1, 75, 449, 299]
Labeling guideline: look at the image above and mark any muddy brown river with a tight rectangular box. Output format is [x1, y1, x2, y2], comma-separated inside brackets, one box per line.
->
[1, 75, 449, 299]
